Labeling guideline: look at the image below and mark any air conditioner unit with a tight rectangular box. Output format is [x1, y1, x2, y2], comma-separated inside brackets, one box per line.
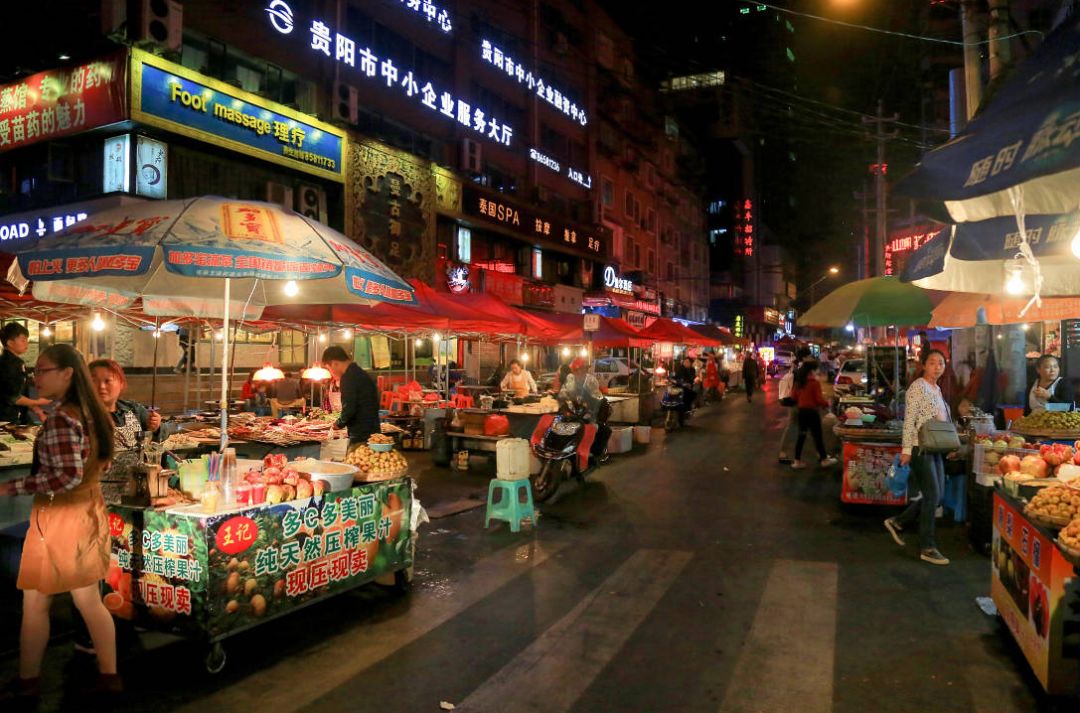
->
[334, 82, 359, 125]
[460, 138, 482, 173]
[138, 0, 183, 51]
[265, 181, 293, 210]
[295, 184, 328, 224]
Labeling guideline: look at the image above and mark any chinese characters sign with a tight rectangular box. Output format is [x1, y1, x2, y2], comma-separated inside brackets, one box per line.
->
[733, 198, 754, 257]
[463, 186, 604, 257]
[884, 226, 945, 276]
[840, 442, 907, 505]
[0, 53, 127, 153]
[481, 40, 586, 126]
[105, 479, 412, 638]
[131, 50, 344, 181]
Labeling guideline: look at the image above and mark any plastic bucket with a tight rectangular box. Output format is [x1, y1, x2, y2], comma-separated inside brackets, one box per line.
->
[633, 426, 652, 444]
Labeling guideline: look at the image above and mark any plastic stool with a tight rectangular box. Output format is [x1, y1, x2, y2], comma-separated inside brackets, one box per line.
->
[485, 478, 535, 532]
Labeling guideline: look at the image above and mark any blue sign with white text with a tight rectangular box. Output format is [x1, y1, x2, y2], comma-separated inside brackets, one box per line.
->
[137, 62, 343, 178]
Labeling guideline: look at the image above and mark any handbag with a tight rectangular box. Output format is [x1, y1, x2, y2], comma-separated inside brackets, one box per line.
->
[918, 419, 961, 453]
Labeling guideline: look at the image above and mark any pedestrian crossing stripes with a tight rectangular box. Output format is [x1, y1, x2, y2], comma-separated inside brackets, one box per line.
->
[719, 559, 838, 713]
[454, 548, 692, 713]
[172, 539, 572, 713]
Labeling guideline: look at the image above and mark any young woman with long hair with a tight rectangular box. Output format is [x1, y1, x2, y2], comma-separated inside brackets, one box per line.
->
[0, 345, 119, 701]
[791, 360, 838, 470]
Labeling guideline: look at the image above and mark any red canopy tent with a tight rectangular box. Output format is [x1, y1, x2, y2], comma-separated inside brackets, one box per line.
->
[519, 312, 653, 348]
[639, 318, 721, 346]
[689, 323, 741, 346]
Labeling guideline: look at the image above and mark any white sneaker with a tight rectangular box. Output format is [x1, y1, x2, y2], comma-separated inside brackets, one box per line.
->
[791, 460, 807, 469]
[820, 457, 838, 468]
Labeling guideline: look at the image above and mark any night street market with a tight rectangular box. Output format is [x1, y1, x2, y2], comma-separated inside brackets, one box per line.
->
[2, 1, 1080, 711]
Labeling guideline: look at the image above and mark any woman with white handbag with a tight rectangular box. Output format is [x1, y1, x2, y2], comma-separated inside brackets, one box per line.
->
[884, 349, 958, 566]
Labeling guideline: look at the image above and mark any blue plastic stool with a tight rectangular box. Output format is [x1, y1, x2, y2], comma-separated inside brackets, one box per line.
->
[485, 478, 535, 532]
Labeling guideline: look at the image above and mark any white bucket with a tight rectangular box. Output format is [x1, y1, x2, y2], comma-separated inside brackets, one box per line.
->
[633, 426, 652, 444]
[608, 426, 633, 454]
[496, 438, 531, 480]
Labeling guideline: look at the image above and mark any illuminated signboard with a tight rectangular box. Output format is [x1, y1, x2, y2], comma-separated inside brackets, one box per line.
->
[390, 0, 451, 33]
[463, 186, 603, 256]
[733, 198, 754, 257]
[0, 195, 145, 244]
[567, 167, 592, 189]
[734, 315, 745, 338]
[266, 3, 512, 148]
[446, 264, 470, 293]
[884, 226, 945, 276]
[0, 53, 127, 154]
[131, 50, 344, 181]
[529, 148, 561, 173]
[481, 40, 587, 126]
[136, 136, 168, 199]
[603, 265, 634, 295]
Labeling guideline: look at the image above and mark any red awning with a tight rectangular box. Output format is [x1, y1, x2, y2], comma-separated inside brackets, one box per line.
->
[639, 318, 720, 346]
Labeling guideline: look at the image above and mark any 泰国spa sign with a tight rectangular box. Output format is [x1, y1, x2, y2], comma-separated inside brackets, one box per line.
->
[131, 49, 344, 182]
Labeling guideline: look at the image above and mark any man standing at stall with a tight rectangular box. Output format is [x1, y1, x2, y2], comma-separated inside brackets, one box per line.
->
[322, 346, 380, 447]
[0, 323, 50, 424]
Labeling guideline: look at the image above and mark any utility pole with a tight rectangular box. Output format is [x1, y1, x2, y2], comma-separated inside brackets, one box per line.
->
[853, 182, 871, 280]
[987, 0, 1011, 81]
[960, 0, 983, 120]
[862, 100, 898, 277]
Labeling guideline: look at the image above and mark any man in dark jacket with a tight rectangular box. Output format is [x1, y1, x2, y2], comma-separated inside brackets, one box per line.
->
[0, 323, 50, 424]
[323, 346, 380, 445]
[742, 350, 760, 403]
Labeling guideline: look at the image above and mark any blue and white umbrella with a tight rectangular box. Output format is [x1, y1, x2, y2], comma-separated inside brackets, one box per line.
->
[896, 18, 1080, 304]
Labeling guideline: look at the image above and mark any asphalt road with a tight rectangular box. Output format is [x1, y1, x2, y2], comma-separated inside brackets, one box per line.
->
[1, 383, 1063, 712]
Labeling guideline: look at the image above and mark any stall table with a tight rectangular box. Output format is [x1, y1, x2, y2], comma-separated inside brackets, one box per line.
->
[991, 489, 1079, 695]
[105, 476, 415, 673]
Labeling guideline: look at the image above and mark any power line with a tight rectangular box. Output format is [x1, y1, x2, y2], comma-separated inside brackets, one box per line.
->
[739, 1, 1045, 46]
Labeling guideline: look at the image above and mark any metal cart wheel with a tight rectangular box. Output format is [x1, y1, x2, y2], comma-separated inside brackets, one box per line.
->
[205, 642, 227, 674]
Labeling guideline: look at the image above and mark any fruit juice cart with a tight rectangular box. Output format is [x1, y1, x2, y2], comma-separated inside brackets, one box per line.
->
[104, 475, 415, 673]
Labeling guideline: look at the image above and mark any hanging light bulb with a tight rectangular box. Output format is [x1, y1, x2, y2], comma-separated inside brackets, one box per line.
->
[432, 332, 442, 343]
[91, 313, 105, 332]
[301, 363, 332, 381]
[342, 328, 353, 339]
[253, 362, 285, 381]
[519, 353, 529, 363]
[40, 324, 52, 338]
[1022, 323, 1030, 332]
[579, 347, 588, 358]
[215, 330, 224, 342]
[1004, 262, 1025, 296]
[415, 338, 423, 347]
[283, 280, 300, 297]
[561, 346, 571, 357]
[152, 329, 161, 339]
[318, 332, 328, 343]
[845, 323, 855, 333]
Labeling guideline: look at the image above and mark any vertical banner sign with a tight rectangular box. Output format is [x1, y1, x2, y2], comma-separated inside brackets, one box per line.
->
[103, 134, 131, 193]
[136, 136, 168, 198]
[991, 493, 1078, 695]
[839, 442, 907, 505]
[0, 52, 128, 153]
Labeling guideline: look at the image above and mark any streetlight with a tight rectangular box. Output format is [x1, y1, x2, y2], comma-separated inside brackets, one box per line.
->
[807, 266, 841, 307]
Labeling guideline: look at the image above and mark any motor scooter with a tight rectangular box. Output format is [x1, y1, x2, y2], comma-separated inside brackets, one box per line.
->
[529, 397, 608, 503]
[661, 379, 695, 432]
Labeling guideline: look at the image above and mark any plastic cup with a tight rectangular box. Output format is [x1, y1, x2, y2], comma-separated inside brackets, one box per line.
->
[251, 482, 267, 504]
[235, 483, 252, 505]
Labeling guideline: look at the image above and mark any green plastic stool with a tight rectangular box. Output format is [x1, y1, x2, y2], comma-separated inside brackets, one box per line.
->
[485, 478, 535, 532]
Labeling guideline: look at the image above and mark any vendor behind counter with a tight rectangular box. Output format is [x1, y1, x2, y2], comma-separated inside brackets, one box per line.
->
[89, 359, 162, 450]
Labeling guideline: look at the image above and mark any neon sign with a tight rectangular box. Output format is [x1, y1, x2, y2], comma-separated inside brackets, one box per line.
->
[734, 198, 754, 257]
[0, 210, 87, 242]
[265, 3, 512, 147]
[567, 167, 592, 189]
[481, 40, 587, 126]
[603, 265, 634, 295]
[529, 148, 560, 173]
[884, 227, 944, 276]
[394, 0, 452, 33]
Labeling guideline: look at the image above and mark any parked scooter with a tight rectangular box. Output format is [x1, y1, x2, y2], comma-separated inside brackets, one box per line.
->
[661, 379, 695, 432]
[529, 397, 609, 503]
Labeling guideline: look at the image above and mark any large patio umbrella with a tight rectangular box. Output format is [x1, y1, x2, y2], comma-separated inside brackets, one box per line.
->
[797, 277, 934, 328]
[6, 196, 415, 447]
[895, 18, 1080, 306]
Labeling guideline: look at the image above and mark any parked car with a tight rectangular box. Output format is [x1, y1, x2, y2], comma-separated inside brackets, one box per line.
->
[593, 357, 634, 389]
[834, 358, 868, 397]
[767, 350, 796, 377]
